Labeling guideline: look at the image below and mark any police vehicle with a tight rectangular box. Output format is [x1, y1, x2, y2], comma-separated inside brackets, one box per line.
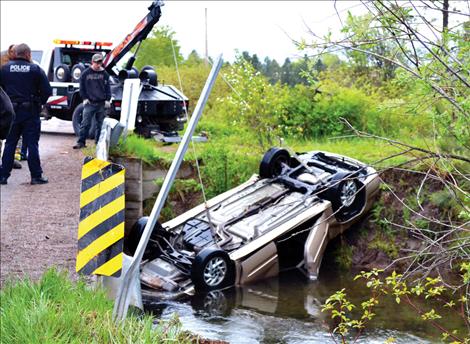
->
[34, 1, 188, 140]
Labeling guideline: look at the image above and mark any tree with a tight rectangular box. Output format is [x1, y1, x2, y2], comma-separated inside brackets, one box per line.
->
[263, 57, 282, 84]
[298, 0, 470, 318]
[281, 58, 294, 85]
[134, 26, 183, 69]
[184, 50, 204, 66]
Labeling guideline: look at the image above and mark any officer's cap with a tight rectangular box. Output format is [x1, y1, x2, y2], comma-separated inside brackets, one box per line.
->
[92, 53, 104, 63]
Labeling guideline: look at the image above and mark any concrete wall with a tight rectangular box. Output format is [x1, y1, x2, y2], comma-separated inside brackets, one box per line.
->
[113, 157, 195, 234]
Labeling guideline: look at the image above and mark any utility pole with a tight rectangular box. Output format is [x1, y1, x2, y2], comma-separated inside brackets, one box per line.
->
[205, 7, 208, 65]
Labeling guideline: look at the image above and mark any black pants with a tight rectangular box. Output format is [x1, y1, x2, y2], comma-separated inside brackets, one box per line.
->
[0, 117, 42, 179]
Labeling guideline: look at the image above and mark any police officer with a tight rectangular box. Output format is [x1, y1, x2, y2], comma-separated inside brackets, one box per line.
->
[73, 53, 111, 149]
[0, 43, 52, 185]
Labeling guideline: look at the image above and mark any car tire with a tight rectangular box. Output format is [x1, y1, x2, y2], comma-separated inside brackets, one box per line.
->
[191, 248, 235, 291]
[54, 64, 71, 82]
[124, 216, 165, 260]
[72, 103, 96, 139]
[191, 289, 236, 317]
[322, 172, 366, 222]
[259, 147, 291, 178]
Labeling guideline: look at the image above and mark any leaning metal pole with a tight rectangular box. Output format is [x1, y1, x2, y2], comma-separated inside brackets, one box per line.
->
[113, 54, 223, 321]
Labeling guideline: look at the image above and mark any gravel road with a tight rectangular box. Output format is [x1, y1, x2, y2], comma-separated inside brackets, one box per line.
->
[0, 119, 85, 286]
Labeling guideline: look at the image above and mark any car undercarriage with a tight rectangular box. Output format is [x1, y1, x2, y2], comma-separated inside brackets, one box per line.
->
[124, 148, 380, 299]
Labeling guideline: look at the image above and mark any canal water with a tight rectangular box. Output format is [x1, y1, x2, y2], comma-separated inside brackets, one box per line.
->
[144, 264, 465, 343]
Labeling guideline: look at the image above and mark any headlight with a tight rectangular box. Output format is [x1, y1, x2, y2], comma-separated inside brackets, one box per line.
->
[56, 67, 65, 79]
[72, 68, 82, 81]
[137, 116, 143, 123]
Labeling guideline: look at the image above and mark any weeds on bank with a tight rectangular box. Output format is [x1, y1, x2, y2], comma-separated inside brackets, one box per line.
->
[0, 269, 193, 344]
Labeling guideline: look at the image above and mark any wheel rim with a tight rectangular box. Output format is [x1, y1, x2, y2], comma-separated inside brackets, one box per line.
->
[203, 257, 227, 287]
[340, 180, 357, 207]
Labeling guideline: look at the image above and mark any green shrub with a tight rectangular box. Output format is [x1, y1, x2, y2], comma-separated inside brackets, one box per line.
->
[199, 143, 259, 198]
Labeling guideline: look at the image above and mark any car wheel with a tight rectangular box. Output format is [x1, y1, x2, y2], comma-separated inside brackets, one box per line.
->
[191, 289, 236, 317]
[124, 216, 165, 260]
[72, 103, 96, 139]
[191, 248, 235, 291]
[322, 172, 366, 222]
[54, 64, 71, 82]
[259, 147, 290, 178]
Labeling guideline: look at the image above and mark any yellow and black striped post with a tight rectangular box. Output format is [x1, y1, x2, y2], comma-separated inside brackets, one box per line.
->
[76, 157, 125, 277]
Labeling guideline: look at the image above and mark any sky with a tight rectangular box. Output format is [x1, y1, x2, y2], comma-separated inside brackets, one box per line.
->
[0, 1, 367, 63]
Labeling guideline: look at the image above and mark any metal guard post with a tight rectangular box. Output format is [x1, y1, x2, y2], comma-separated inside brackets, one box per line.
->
[113, 54, 223, 321]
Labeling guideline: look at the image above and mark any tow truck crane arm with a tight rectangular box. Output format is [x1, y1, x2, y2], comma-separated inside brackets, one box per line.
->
[103, 0, 162, 73]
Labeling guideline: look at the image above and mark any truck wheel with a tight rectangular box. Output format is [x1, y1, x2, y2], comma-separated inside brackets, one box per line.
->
[259, 147, 290, 178]
[54, 64, 71, 82]
[72, 104, 96, 139]
[71, 63, 86, 82]
[191, 248, 235, 291]
[322, 172, 366, 222]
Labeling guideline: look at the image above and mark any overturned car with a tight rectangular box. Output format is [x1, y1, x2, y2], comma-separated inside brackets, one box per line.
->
[126, 148, 380, 298]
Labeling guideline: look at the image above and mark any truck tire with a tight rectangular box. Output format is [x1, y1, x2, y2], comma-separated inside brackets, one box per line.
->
[71, 63, 86, 82]
[54, 64, 71, 82]
[72, 104, 96, 139]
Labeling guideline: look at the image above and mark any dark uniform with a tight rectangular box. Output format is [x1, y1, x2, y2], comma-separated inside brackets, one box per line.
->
[0, 57, 52, 184]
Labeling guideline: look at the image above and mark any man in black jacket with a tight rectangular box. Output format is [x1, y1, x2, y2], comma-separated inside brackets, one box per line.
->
[0, 43, 52, 185]
[73, 53, 111, 149]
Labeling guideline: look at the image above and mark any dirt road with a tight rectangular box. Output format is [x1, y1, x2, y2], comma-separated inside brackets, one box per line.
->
[0, 119, 85, 286]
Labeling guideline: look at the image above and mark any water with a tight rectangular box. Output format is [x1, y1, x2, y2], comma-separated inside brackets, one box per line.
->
[144, 268, 461, 343]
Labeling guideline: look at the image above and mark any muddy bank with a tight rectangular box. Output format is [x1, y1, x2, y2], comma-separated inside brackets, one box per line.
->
[323, 168, 466, 276]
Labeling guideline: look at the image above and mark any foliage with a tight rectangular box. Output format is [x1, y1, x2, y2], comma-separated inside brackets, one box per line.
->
[111, 134, 167, 165]
[134, 26, 183, 69]
[199, 142, 259, 198]
[300, 0, 470, 151]
[341, 12, 402, 80]
[0, 269, 193, 343]
[157, 63, 230, 114]
[216, 57, 290, 148]
[322, 269, 470, 343]
[148, 178, 203, 222]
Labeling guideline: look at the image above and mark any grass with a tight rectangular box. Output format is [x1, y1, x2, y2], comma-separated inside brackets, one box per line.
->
[0, 269, 193, 344]
[111, 131, 421, 169]
[109, 128, 441, 203]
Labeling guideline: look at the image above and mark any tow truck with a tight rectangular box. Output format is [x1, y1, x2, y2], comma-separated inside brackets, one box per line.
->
[34, 1, 188, 140]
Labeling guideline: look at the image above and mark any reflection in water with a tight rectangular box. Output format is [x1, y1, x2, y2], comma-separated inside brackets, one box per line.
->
[145, 269, 440, 343]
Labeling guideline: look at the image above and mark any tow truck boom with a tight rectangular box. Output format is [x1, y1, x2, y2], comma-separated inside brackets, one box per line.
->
[103, 0, 163, 74]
